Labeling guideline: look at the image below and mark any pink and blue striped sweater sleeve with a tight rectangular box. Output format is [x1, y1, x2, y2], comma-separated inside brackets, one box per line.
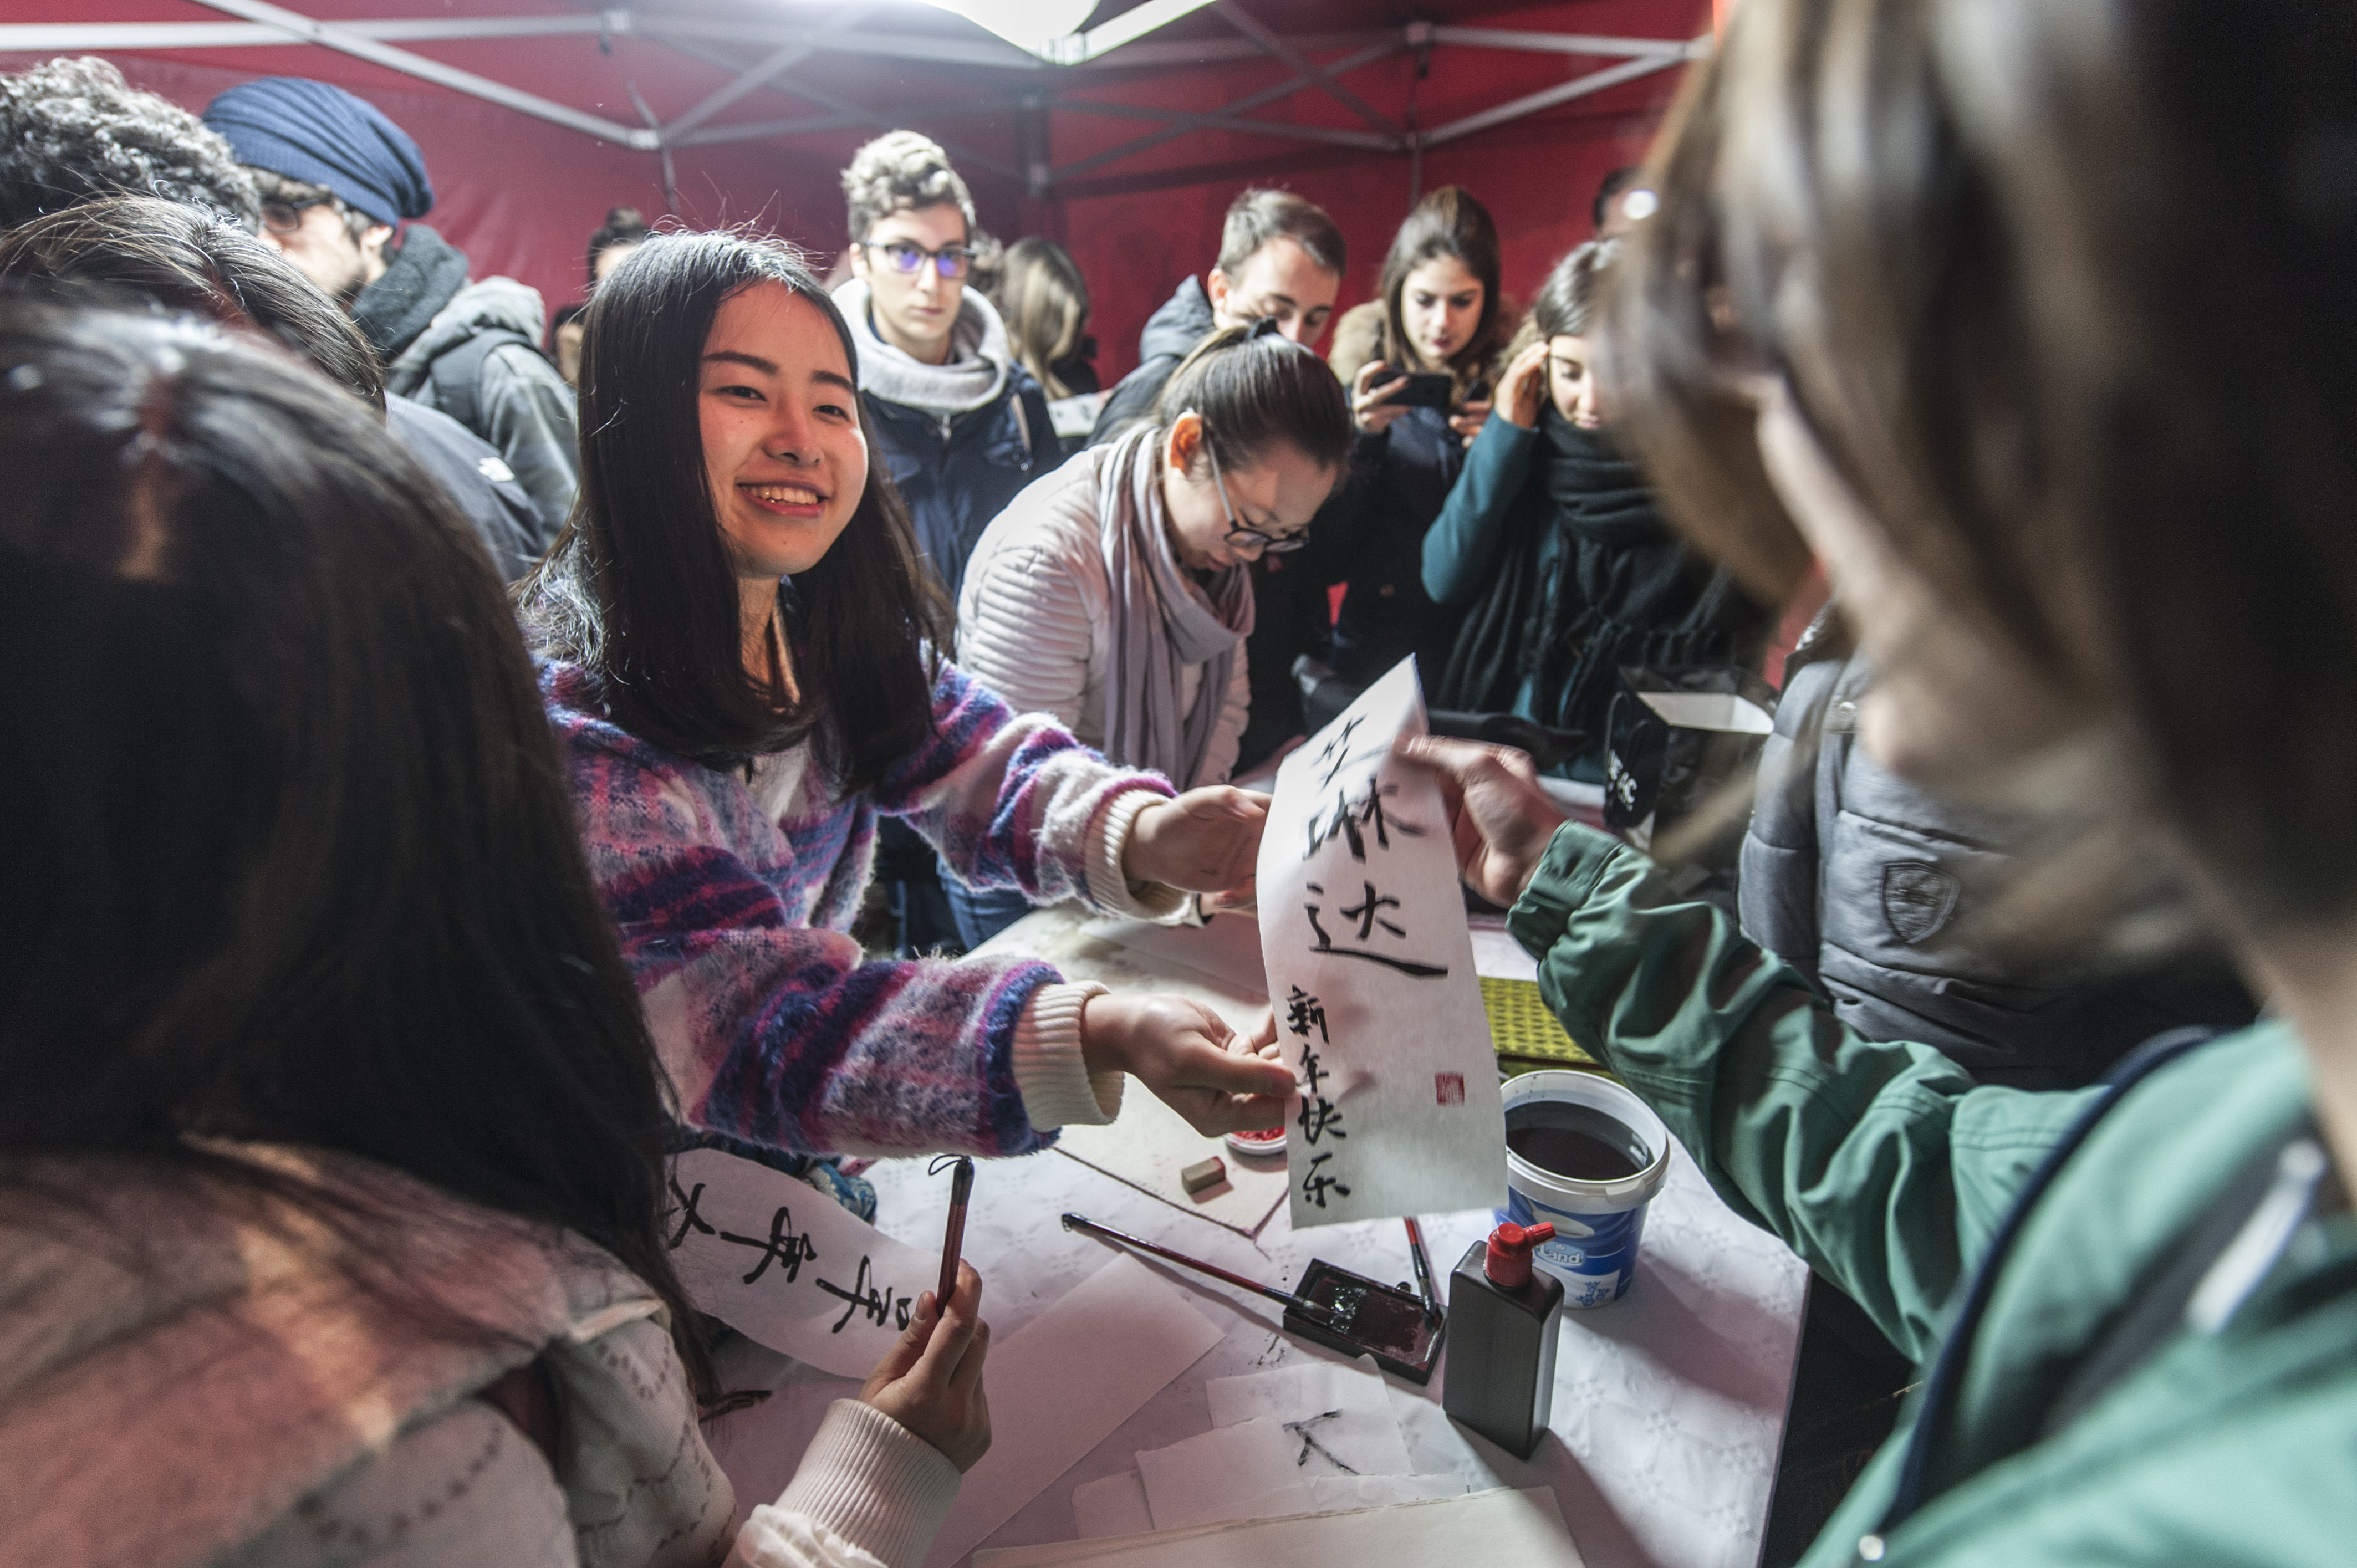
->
[542, 658, 1175, 1159]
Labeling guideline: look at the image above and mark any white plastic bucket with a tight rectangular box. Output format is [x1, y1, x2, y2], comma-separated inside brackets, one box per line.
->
[1498, 1071, 1671, 1309]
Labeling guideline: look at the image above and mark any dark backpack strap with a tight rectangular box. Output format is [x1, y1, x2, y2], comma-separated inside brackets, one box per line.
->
[426, 327, 540, 435]
[1876, 1025, 2223, 1537]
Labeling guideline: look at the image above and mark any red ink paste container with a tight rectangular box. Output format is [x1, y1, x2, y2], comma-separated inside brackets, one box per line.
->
[1225, 1125, 1287, 1158]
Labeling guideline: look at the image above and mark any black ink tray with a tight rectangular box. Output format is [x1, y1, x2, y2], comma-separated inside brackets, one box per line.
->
[1284, 1258, 1445, 1384]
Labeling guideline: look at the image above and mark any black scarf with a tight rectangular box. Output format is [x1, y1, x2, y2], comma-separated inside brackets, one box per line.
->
[350, 223, 469, 364]
[1437, 412, 1746, 741]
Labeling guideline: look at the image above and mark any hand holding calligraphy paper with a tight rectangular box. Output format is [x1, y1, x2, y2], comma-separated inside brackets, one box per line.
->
[666, 1147, 941, 1378]
[1256, 657, 1507, 1228]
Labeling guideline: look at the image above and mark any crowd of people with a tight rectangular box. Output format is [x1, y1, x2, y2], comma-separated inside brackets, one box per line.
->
[3, 4, 2350, 1562]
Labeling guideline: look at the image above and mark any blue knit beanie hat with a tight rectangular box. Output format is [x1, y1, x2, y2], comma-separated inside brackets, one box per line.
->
[202, 76, 433, 229]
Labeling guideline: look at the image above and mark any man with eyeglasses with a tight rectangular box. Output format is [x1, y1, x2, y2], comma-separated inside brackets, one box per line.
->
[203, 76, 578, 548]
[0, 58, 547, 584]
[831, 130, 1060, 959]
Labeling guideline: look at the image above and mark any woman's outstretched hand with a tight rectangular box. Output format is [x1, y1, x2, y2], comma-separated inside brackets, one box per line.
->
[1392, 735, 1569, 906]
[860, 1259, 992, 1472]
[1124, 786, 1267, 900]
[1081, 993, 1295, 1136]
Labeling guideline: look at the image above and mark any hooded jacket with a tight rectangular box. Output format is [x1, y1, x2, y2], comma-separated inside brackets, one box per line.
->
[1511, 823, 2356, 1568]
[1086, 275, 1216, 449]
[354, 224, 579, 547]
[834, 278, 1058, 605]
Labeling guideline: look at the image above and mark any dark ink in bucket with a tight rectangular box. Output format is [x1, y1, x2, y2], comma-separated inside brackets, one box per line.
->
[1506, 1100, 1650, 1182]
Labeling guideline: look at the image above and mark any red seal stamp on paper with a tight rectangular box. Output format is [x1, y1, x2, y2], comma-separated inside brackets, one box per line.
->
[1434, 1072, 1466, 1106]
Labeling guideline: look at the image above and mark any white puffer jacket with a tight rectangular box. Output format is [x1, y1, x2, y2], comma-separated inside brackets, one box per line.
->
[957, 452, 1249, 790]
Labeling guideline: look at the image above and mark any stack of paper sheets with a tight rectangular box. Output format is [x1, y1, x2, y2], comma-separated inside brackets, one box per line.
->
[1069, 1357, 1468, 1541]
[980, 1486, 1586, 1567]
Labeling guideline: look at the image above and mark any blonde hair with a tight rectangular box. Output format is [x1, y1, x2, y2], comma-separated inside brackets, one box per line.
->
[1001, 236, 1089, 399]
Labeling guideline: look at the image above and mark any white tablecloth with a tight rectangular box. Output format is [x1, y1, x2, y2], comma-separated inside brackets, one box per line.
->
[702, 907, 1807, 1568]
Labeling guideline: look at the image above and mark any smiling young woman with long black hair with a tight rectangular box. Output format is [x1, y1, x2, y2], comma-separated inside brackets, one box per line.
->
[522, 232, 1293, 1189]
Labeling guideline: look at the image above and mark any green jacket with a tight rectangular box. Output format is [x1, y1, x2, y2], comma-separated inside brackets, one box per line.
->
[1508, 824, 2357, 1566]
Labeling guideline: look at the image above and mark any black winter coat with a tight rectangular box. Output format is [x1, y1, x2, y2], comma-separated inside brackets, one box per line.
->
[865, 372, 1059, 606]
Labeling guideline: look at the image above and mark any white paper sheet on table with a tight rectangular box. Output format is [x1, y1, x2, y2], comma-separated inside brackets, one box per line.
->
[923, 1254, 1226, 1568]
[1256, 657, 1506, 1227]
[973, 1485, 1586, 1567]
[1070, 1470, 1154, 1540]
[1077, 1465, 1458, 1540]
[1135, 1417, 1315, 1530]
[665, 1147, 938, 1379]
[1076, 913, 1268, 998]
[1202, 1357, 1414, 1479]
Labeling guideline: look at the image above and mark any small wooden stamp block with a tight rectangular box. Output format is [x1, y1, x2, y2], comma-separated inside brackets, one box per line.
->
[1180, 1156, 1227, 1195]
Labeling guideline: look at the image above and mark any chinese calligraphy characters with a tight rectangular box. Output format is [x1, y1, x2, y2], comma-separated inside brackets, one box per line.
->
[1304, 879, 1450, 979]
[817, 1254, 915, 1334]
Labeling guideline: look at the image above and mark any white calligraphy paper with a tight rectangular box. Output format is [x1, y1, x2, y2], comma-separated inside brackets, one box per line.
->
[1256, 657, 1507, 1227]
[665, 1147, 938, 1379]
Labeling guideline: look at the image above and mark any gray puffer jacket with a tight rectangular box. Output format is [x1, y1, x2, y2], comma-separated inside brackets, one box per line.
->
[1741, 643, 2253, 1089]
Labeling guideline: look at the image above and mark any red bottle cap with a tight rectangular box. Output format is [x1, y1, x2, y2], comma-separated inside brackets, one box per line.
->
[1484, 1220, 1555, 1288]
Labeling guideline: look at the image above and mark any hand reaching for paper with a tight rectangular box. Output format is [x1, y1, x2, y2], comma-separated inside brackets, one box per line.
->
[860, 1259, 993, 1472]
[1393, 735, 1570, 907]
[1123, 786, 1268, 905]
[1082, 992, 1295, 1136]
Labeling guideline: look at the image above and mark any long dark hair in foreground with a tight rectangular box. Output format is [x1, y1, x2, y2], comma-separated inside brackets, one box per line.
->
[0, 297, 712, 1398]
[523, 230, 945, 789]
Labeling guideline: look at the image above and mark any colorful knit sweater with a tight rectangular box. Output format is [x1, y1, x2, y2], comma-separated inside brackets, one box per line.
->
[542, 656, 1186, 1161]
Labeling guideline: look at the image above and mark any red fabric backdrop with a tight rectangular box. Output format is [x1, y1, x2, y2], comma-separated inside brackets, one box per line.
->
[2, 0, 1704, 371]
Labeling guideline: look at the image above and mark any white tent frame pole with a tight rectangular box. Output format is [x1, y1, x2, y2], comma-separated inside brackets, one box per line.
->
[644, 32, 1021, 178]
[657, 2, 877, 144]
[0, 13, 621, 50]
[1427, 25, 1697, 60]
[1417, 40, 1707, 149]
[631, 13, 1037, 71]
[184, 0, 657, 147]
[1210, 1, 1401, 142]
[1049, 94, 1393, 152]
[5, 8, 1706, 175]
[1051, 39, 1400, 180]
[670, 95, 1008, 150]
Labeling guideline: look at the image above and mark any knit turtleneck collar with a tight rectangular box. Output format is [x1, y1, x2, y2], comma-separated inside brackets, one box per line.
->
[832, 277, 1012, 417]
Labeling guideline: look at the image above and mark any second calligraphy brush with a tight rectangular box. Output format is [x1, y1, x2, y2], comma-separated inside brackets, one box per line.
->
[1404, 1216, 1442, 1324]
[1059, 1212, 1334, 1323]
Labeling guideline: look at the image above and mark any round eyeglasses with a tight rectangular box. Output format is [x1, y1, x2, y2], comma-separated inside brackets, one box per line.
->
[861, 239, 973, 279]
[259, 195, 335, 235]
[1202, 426, 1310, 554]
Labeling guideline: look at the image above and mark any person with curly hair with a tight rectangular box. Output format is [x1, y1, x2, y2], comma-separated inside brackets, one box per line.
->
[831, 130, 1062, 957]
[0, 56, 256, 232]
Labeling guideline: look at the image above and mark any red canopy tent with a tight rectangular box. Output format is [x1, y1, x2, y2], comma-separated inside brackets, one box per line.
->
[0, 0, 1708, 382]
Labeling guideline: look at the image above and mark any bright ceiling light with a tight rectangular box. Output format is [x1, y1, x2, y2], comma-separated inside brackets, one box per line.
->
[915, 0, 1098, 54]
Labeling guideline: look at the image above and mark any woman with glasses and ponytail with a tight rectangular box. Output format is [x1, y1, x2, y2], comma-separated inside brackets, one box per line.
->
[952, 322, 1354, 946]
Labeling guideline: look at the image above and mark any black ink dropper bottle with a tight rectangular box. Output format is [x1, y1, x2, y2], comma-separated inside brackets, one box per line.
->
[1442, 1220, 1564, 1459]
